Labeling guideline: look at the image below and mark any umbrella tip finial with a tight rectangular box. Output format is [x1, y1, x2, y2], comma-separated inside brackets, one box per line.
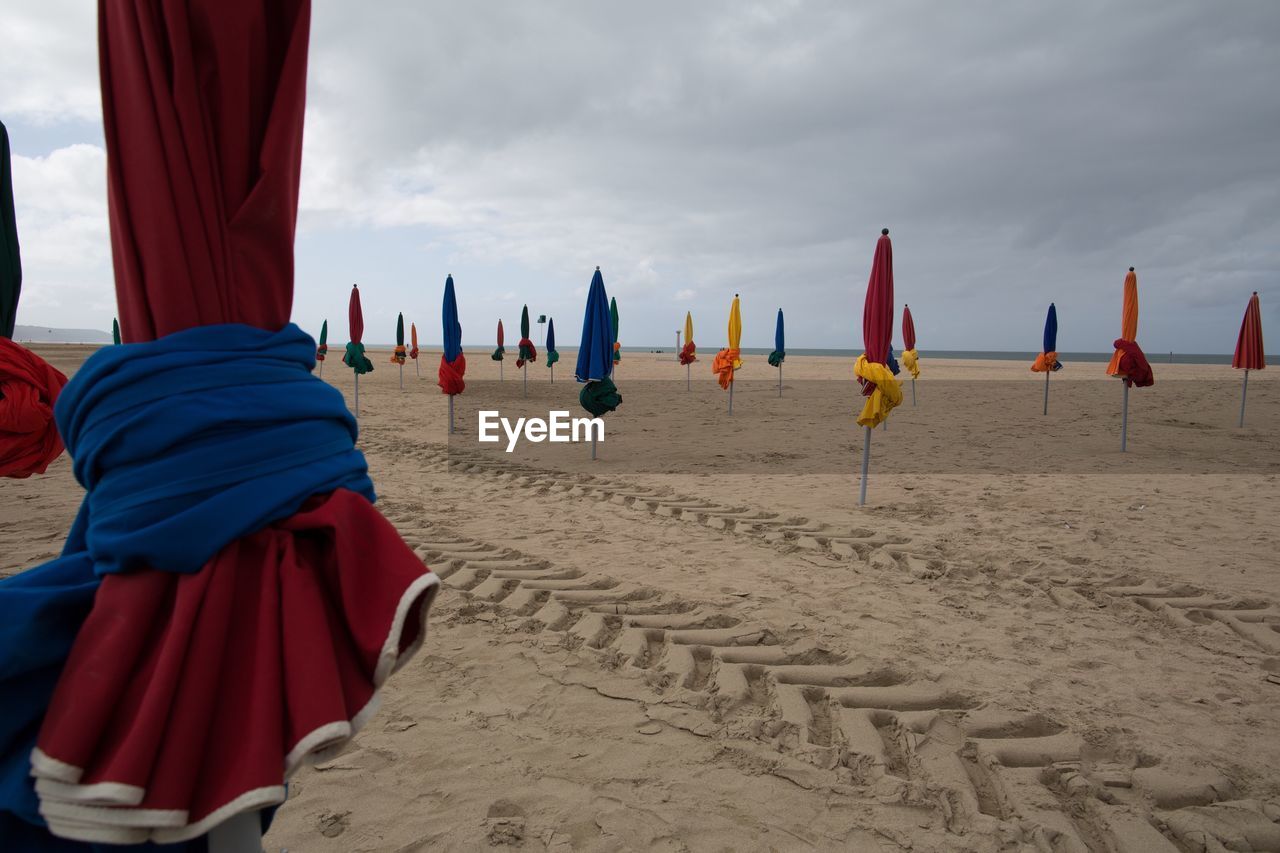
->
[881, 228, 889, 235]
[1128, 266, 1135, 272]
[596, 265, 600, 270]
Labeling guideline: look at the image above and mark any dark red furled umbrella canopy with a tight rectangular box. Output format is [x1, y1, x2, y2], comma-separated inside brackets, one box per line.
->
[349, 284, 364, 343]
[1233, 292, 1265, 371]
[13, 2, 438, 844]
[861, 229, 894, 396]
[902, 304, 916, 352]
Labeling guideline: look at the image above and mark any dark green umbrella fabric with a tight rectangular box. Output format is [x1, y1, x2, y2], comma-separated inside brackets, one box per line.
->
[580, 376, 621, 416]
[112, 319, 121, 346]
[315, 319, 328, 360]
[545, 317, 559, 366]
[1, 120, 21, 339]
[517, 304, 536, 366]
[610, 296, 620, 364]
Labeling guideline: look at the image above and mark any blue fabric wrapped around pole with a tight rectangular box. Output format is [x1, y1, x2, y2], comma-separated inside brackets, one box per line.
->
[0, 323, 373, 850]
[1043, 303, 1058, 354]
[886, 343, 901, 376]
[574, 269, 614, 383]
[768, 309, 785, 366]
[442, 275, 462, 362]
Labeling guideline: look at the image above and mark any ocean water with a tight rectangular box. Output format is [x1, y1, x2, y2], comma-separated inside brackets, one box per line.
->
[626, 347, 1251, 365]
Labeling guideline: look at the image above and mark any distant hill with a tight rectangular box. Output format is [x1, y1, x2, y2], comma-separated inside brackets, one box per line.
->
[13, 325, 113, 344]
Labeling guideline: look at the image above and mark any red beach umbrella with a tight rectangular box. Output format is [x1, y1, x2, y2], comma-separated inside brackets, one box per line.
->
[1233, 291, 1265, 426]
[0, 3, 438, 845]
[855, 229, 902, 505]
[901, 304, 919, 403]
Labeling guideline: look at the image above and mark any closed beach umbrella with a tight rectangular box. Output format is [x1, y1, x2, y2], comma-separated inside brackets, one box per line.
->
[545, 316, 559, 382]
[576, 268, 621, 459]
[0, 3, 438, 846]
[1105, 267, 1153, 451]
[517, 304, 538, 396]
[113, 318, 122, 345]
[315, 318, 328, 378]
[901, 305, 919, 405]
[390, 312, 406, 388]
[439, 274, 465, 433]
[344, 284, 373, 417]
[712, 295, 743, 412]
[492, 319, 505, 380]
[768, 309, 785, 396]
[1233, 292, 1265, 426]
[855, 229, 902, 505]
[610, 296, 621, 367]
[679, 311, 696, 390]
[0, 118, 68, 479]
[410, 321, 419, 376]
[1030, 303, 1062, 415]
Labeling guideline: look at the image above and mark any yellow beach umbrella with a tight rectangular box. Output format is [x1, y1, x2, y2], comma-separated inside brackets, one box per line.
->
[712, 294, 743, 413]
[680, 311, 696, 390]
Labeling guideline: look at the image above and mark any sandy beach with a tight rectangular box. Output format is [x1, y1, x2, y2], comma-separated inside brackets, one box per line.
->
[4, 344, 1278, 852]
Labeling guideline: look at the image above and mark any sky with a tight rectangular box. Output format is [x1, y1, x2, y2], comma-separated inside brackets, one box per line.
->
[3, 1, 1278, 352]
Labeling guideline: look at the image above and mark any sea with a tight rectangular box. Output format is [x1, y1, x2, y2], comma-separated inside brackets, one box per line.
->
[629, 347, 1249, 365]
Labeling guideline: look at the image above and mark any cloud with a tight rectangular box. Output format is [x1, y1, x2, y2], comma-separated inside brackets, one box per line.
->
[5, 1, 1279, 349]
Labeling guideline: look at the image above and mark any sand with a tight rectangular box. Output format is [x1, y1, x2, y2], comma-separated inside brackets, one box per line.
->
[3, 344, 1278, 852]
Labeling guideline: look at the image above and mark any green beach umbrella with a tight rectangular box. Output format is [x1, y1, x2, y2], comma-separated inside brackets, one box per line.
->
[1, 120, 21, 339]
[517, 304, 537, 396]
[610, 296, 620, 367]
[112, 319, 121, 346]
[391, 312, 406, 388]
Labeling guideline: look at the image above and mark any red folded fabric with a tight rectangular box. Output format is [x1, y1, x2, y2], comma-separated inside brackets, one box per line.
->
[32, 489, 438, 844]
[0, 337, 68, 478]
[678, 342, 697, 365]
[1112, 338, 1154, 387]
[438, 353, 466, 395]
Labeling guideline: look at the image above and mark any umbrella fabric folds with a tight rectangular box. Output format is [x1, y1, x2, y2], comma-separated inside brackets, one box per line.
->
[390, 313, 406, 364]
[886, 344, 901, 376]
[492, 320, 505, 361]
[768, 309, 785, 367]
[113, 318, 122, 346]
[901, 305, 919, 379]
[679, 312, 696, 365]
[1, 118, 69, 479]
[610, 297, 621, 366]
[315, 319, 328, 361]
[712, 296, 742, 390]
[1105, 268, 1153, 388]
[0, 3, 438, 845]
[1233, 292, 1265, 371]
[517, 305, 537, 367]
[343, 285, 373, 374]
[1031, 304, 1061, 372]
[576, 268, 621, 416]
[545, 317, 559, 367]
[409, 323, 419, 361]
[855, 230, 901, 428]
[438, 275, 465, 396]
[1233, 292, 1264, 426]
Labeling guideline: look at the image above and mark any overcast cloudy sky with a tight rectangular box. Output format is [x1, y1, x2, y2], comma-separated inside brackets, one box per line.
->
[3, 1, 1278, 352]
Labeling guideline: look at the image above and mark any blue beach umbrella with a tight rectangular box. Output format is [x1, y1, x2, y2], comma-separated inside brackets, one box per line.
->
[886, 343, 901, 376]
[576, 268, 621, 457]
[439, 274, 466, 433]
[1032, 302, 1062, 414]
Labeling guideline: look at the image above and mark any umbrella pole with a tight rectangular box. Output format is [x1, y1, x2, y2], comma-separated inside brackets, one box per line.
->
[858, 426, 871, 506]
[449, 394, 454, 435]
[1043, 372, 1049, 416]
[318, 360, 324, 379]
[1120, 380, 1129, 452]
[399, 362, 403, 390]
[500, 361, 503, 382]
[1239, 369, 1249, 427]
[592, 434, 597, 460]
[686, 363, 690, 391]
[354, 373, 359, 422]
[911, 378, 916, 406]
[550, 363, 554, 384]
[778, 363, 782, 397]
[728, 370, 734, 415]
[208, 811, 260, 853]
[523, 363, 528, 397]
[415, 359, 419, 377]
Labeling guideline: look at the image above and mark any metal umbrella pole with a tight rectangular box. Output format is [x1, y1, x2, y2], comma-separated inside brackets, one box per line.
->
[414, 358, 419, 377]
[676, 330, 681, 361]
[399, 362, 403, 390]
[448, 394, 454, 435]
[1042, 372, 1049, 416]
[728, 368, 734, 414]
[858, 426, 872, 506]
[1120, 380, 1129, 452]
[1239, 369, 1249, 427]
[318, 360, 323, 379]
[778, 363, 782, 397]
[523, 362, 527, 397]
[686, 363, 690, 391]
[911, 378, 916, 406]
[353, 373, 359, 427]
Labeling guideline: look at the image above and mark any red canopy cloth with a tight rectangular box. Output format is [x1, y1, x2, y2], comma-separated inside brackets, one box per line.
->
[0, 338, 67, 478]
[439, 353, 466, 395]
[860, 230, 894, 397]
[1233, 292, 1265, 370]
[348, 284, 364, 343]
[1112, 339, 1154, 388]
[901, 304, 916, 352]
[27, 2, 437, 843]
